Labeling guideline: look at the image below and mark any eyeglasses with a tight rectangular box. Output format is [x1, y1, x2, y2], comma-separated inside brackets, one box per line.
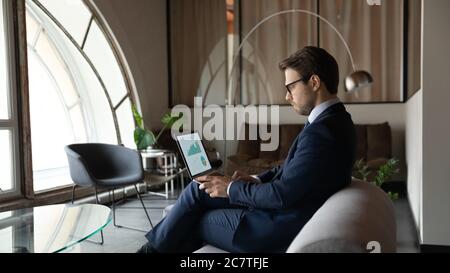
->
[285, 77, 304, 94]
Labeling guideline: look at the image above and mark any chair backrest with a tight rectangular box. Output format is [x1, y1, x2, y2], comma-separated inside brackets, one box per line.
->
[64, 143, 143, 187]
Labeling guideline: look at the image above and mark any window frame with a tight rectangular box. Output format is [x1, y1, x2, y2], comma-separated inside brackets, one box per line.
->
[0, 0, 138, 211]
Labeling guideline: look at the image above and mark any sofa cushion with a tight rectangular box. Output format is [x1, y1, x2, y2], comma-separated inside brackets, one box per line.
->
[227, 154, 253, 165]
[228, 122, 392, 178]
[247, 158, 283, 168]
[366, 157, 389, 170]
[237, 124, 261, 158]
[366, 122, 392, 160]
[354, 125, 367, 161]
[286, 178, 396, 253]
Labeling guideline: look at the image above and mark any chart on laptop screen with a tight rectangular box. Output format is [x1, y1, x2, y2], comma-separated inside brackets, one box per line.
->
[177, 133, 212, 176]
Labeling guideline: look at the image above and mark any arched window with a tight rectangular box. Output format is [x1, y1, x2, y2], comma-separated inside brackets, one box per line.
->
[26, 0, 136, 192]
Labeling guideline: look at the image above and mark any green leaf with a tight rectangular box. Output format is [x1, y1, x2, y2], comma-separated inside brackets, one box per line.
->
[161, 112, 183, 128]
[134, 127, 155, 150]
[354, 158, 371, 181]
[132, 104, 143, 129]
[373, 157, 400, 187]
[388, 191, 399, 201]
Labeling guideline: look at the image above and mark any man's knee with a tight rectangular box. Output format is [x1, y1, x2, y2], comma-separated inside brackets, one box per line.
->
[179, 181, 204, 203]
[186, 180, 201, 194]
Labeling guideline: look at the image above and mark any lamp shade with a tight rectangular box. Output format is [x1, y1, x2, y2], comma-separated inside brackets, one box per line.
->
[344, 70, 373, 92]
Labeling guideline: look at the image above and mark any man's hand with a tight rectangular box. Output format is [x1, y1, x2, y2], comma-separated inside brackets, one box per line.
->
[197, 175, 232, 198]
[231, 171, 261, 184]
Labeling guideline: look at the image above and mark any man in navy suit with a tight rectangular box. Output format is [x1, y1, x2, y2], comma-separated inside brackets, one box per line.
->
[138, 46, 356, 253]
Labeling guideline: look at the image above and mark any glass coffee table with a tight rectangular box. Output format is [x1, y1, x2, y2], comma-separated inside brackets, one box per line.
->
[0, 204, 111, 253]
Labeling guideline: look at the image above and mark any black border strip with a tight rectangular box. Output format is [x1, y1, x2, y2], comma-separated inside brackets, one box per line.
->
[420, 244, 450, 253]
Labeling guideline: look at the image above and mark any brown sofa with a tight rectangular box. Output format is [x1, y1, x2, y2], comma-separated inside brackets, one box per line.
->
[226, 122, 392, 177]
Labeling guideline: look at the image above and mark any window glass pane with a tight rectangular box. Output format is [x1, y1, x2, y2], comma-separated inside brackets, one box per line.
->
[1, 1, 10, 119]
[0, 211, 12, 253]
[0, 227, 13, 253]
[69, 104, 87, 143]
[34, 31, 79, 107]
[28, 50, 74, 191]
[27, 1, 116, 144]
[84, 21, 128, 106]
[116, 98, 135, 149]
[62, 34, 117, 144]
[38, 0, 91, 46]
[0, 130, 13, 192]
[0, 211, 11, 220]
[26, 9, 40, 45]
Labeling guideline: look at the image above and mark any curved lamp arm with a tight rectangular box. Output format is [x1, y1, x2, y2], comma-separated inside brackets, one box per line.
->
[227, 9, 361, 104]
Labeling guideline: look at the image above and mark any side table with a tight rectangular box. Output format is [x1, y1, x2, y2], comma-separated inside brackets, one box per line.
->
[140, 149, 186, 199]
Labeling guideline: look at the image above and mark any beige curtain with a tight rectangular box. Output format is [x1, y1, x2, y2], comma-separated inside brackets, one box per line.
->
[319, 0, 403, 102]
[406, 0, 421, 98]
[170, 0, 405, 105]
[239, 0, 318, 105]
[170, 0, 227, 106]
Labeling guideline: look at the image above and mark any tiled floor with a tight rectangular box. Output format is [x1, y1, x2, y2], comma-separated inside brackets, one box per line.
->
[64, 189, 179, 253]
[67, 185, 420, 253]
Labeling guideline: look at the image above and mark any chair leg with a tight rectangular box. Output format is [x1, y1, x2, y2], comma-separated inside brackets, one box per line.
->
[134, 184, 154, 229]
[93, 187, 105, 245]
[110, 186, 151, 232]
[111, 188, 119, 228]
[71, 185, 77, 204]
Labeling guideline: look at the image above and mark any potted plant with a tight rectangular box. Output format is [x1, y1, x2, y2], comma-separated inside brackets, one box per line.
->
[354, 158, 400, 200]
[132, 104, 183, 151]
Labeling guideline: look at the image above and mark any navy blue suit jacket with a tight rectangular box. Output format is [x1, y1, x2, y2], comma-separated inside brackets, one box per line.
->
[228, 102, 356, 252]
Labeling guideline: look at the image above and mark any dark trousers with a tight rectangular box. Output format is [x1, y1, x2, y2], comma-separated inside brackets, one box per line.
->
[145, 181, 246, 253]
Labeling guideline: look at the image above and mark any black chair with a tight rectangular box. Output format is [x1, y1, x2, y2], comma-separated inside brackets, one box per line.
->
[64, 143, 153, 244]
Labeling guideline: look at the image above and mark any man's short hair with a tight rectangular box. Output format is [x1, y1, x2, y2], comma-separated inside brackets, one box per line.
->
[279, 46, 340, 94]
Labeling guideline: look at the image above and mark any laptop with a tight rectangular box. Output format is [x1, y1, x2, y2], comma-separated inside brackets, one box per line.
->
[174, 132, 220, 183]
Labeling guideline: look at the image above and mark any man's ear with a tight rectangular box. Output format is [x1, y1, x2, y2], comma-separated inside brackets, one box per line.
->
[311, 75, 321, 91]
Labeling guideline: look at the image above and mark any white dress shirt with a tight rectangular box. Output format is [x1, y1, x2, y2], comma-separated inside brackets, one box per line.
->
[308, 97, 341, 124]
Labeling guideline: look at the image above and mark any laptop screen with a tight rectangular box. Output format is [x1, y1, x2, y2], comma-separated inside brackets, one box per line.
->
[175, 132, 212, 177]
